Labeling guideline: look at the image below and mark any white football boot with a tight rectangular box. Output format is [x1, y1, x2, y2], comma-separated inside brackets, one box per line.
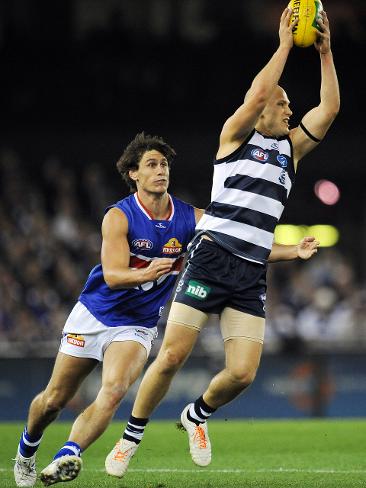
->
[105, 438, 139, 477]
[40, 455, 82, 486]
[14, 450, 37, 487]
[180, 403, 211, 466]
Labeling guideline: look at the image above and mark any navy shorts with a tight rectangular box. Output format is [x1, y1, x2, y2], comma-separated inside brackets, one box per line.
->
[174, 238, 267, 318]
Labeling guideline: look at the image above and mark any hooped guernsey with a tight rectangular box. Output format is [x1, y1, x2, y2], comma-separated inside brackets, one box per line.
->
[79, 193, 196, 328]
[195, 129, 296, 264]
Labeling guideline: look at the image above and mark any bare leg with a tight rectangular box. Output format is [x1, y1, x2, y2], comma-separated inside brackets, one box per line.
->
[104, 308, 206, 479]
[27, 352, 97, 437]
[132, 323, 199, 418]
[68, 341, 147, 450]
[203, 338, 262, 409]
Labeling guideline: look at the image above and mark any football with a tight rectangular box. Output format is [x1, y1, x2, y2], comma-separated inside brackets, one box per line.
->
[288, 0, 323, 48]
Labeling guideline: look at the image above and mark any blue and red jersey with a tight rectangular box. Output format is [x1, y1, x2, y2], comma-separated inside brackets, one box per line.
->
[79, 193, 196, 328]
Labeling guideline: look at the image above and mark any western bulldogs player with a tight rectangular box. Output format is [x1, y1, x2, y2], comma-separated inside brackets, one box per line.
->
[14, 132, 199, 487]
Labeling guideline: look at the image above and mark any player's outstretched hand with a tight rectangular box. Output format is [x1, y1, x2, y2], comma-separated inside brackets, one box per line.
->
[144, 258, 175, 281]
[297, 236, 320, 260]
[279, 7, 297, 49]
[315, 10, 331, 54]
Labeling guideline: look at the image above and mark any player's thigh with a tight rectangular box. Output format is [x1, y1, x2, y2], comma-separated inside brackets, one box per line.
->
[221, 308, 264, 375]
[44, 352, 97, 399]
[102, 341, 148, 387]
[221, 307, 265, 344]
[161, 302, 207, 360]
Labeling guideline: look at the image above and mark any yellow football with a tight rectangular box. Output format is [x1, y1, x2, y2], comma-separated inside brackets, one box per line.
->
[288, 0, 323, 48]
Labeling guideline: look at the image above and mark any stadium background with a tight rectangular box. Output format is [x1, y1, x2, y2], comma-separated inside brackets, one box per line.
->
[1, 0, 366, 421]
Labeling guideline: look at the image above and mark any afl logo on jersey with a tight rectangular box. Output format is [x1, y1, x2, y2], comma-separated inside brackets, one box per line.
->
[251, 148, 269, 162]
[132, 238, 153, 250]
[163, 237, 182, 254]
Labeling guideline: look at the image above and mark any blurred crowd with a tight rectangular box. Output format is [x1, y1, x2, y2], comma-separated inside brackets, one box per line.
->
[1, 148, 366, 357]
[0, 148, 114, 355]
[266, 252, 366, 352]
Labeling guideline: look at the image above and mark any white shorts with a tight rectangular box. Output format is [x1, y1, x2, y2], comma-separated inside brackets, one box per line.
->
[59, 302, 158, 362]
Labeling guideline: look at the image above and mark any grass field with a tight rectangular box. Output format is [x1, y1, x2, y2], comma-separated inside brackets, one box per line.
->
[1, 419, 365, 488]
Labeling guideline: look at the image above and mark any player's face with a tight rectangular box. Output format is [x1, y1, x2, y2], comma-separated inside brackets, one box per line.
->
[259, 86, 293, 137]
[131, 150, 170, 194]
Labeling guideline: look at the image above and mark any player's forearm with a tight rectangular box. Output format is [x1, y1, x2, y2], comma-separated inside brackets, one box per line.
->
[319, 51, 340, 117]
[268, 243, 299, 263]
[250, 45, 291, 102]
[104, 268, 152, 289]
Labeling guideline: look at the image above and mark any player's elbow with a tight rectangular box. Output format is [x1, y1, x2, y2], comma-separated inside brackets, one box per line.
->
[327, 105, 340, 121]
[332, 103, 340, 119]
[248, 83, 271, 107]
[321, 101, 340, 122]
[104, 272, 122, 290]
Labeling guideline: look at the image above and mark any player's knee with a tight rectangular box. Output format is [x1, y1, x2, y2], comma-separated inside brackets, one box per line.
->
[43, 390, 68, 415]
[157, 347, 186, 373]
[99, 382, 128, 411]
[228, 365, 257, 388]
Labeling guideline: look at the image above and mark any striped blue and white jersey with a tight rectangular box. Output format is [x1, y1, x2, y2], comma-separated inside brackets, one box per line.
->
[79, 193, 196, 328]
[196, 130, 295, 264]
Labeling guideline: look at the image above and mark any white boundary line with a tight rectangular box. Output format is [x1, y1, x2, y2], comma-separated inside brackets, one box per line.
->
[130, 468, 366, 474]
[1, 467, 366, 474]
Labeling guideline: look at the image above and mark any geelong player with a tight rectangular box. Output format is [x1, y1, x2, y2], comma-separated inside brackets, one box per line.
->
[14, 131, 318, 487]
[105, 7, 339, 476]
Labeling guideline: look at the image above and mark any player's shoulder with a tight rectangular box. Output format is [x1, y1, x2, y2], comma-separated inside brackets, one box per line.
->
[104, 193, 135, 216]
[216, 129, 256, 162]
[101, 206, 128, 237]
[170, 194, 192, 208]
[103, 194, 133, 225]
[170, 194, 195, 216]
[103, 205, 127, 222]
[113, 193, 135, 209]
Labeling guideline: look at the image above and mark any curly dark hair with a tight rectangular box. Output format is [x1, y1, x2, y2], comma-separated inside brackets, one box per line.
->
[116, 132, 176, 192]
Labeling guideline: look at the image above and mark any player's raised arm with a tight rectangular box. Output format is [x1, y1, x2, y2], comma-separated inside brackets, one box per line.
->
[217, 7, 295, 159]
[101, 208, 173, 289]
[290, 10, 340, 165]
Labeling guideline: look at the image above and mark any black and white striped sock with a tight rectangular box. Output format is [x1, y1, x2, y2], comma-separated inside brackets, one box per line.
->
[187, 396, 216, 425]
[123, 416, 149, 444]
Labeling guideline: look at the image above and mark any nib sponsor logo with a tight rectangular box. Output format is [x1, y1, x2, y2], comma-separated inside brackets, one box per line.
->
[66, 334, 85, 347]
[185, 280, 211, 300]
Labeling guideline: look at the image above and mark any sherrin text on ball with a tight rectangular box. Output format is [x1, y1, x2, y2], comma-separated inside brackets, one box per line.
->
[288, 0, 323, 48]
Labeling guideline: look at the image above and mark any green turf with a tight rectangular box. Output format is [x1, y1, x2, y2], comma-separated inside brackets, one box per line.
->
[1, 419, 365, 487]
